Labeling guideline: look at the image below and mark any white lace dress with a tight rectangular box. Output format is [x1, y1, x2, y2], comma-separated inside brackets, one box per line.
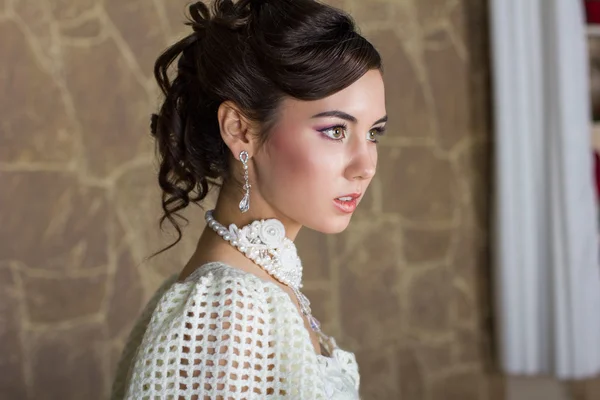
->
[111, 262, 360, 399]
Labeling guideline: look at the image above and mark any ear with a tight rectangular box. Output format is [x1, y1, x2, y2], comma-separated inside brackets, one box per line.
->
[217, 101, 259, 161]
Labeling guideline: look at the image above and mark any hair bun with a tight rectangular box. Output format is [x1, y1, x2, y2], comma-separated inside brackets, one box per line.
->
[187, 1, 211, 32]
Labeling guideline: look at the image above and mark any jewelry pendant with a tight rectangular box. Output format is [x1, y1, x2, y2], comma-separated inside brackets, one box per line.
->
[239, 192, 249, 213]
[308, 314, 321, 331]
[238, 150, 251, 213]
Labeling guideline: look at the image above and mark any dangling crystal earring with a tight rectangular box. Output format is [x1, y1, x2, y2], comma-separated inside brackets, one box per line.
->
[238, 150, 250, 213]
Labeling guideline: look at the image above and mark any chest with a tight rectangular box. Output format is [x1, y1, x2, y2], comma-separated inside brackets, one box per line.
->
[276, 283, 326, 356]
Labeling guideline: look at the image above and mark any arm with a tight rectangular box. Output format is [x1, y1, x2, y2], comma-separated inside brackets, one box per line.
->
[124, 271, 322, 399]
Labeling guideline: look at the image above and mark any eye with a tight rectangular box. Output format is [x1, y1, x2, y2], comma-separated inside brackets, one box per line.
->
[320, 125, 347, 141]
[367, 127, 386, 143]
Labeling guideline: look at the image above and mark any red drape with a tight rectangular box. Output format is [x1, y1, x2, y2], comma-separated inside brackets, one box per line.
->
[586, 1, 600, 24]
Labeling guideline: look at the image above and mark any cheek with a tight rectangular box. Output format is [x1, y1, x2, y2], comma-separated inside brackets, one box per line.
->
[263, 131, 338, 194]
[270, 136, 309, 176]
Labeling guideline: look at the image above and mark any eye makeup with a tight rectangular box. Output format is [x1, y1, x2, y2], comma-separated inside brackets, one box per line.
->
[316, 122, 387, 143]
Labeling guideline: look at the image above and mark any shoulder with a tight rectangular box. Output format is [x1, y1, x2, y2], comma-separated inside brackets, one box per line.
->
[182, 261, 275, 291]
[176, 261, 288, 303]
[146, 262, 294, 333]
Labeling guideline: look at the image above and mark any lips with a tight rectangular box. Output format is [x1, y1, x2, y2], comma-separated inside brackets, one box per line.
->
[335, 193, 360, 200]
[333, 193, 361, 213]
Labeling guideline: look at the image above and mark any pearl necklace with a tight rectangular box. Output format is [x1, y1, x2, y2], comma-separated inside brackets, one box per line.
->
[205, 210, 322, 332]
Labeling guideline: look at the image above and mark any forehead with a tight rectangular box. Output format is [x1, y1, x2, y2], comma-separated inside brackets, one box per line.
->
[278, 70, 386, 123]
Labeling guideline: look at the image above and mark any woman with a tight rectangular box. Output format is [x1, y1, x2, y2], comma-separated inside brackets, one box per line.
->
[111, 0, 387, 398]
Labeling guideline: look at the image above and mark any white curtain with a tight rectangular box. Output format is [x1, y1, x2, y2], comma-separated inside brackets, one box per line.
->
[490, 0, 600, 379]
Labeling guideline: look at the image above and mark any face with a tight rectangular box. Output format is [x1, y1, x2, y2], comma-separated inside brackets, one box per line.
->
[252, 69, 387, 234]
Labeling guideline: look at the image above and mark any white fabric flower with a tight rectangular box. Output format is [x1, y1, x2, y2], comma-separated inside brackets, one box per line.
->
[259, 219, 285, 247]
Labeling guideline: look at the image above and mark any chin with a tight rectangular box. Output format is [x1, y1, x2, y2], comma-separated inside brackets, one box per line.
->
[308, 215, 353, 234]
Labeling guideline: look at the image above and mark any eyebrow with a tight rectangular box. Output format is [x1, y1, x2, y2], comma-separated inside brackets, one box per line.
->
[311, 110, 388, 126]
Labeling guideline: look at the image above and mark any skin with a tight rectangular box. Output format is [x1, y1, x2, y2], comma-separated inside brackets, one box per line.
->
[180, 69, 387, 355]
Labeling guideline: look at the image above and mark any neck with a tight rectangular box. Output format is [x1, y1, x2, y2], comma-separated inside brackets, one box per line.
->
[211, 180, 302, 240]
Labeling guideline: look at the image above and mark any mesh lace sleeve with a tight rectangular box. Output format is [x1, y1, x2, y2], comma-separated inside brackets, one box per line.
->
[123, 269, 323, 399]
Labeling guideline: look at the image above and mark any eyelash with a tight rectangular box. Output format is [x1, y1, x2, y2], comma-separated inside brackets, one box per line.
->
[318, 123, 386, 143]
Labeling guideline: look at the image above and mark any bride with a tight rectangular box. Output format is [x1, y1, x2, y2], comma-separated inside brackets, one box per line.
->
[111, 0, 387, 398]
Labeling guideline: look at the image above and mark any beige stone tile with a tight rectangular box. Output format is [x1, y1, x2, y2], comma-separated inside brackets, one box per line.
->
[27, 321, 108, 400]
[296, 228, 331, 281]
[415, 0, 459, 28]
[0, 21, 76, 163]
[379, 146, 460, 222]
[350, 0, 396, 27]
[406, 266, 452, 333]
[368, 28, 433, 140]
[397, 346, 427, 400]
[62, 38, 152, 178]
[0, 171, 110, 271]
[355, 346, 400, 399]
[431, 369, 485, 400]
[48, 0, 96, 21]
[104, 0, 168, 77]
[335, 215, 404, 348]
[424, 29, 470, 151]
[58, 15, 104, 40]
[402, 225, 454, 264]
[0, 266, 28, 399]
[106, 247, 143, 338]
[21, 269, 108, 324]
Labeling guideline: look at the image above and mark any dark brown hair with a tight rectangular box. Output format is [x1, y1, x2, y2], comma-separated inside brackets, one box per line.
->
[151, 0, 382, 253]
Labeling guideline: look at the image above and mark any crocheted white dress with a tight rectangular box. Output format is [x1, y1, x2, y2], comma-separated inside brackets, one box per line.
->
[111, 262, 360, 399]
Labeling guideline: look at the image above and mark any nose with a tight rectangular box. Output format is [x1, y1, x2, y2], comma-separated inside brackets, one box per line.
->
[344, 140, 377, 181]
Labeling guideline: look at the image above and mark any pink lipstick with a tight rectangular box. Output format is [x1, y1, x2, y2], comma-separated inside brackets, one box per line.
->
[333, 193, 361, 214]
